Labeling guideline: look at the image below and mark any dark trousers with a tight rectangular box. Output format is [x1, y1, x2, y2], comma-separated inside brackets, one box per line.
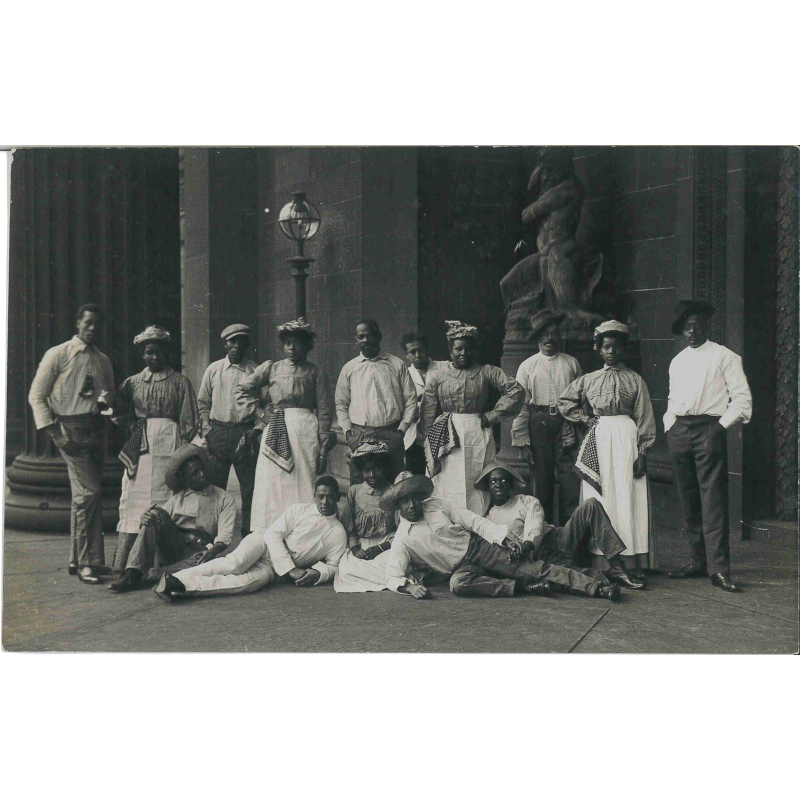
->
[667, 415, 730, 575]
[537, 497, 627, 567]
[347, 423, 405, 484]
[528, 412, 580, 525]
[405, 440, 427, 476]
[57, 416, 106, 567]
[206, 421, 256, 536]
[126, 516, 214, 584]
[450, 531, 605, 598]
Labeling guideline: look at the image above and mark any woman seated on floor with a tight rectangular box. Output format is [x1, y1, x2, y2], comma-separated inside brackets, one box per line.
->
[334, 441, 398, 593]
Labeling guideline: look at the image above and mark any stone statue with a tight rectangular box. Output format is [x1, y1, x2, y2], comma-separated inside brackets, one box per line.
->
[501, 147, 604, 340]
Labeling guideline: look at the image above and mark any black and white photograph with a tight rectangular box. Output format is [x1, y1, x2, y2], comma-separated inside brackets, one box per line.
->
[3, 144, 797, 655]
[1, 9, 798, 799]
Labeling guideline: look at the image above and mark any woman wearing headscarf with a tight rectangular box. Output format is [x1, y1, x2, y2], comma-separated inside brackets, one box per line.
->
[419, 320, 524, 515]
[333, 441, 398, 593]
[112, 325, 200, 571]
[234, 318, 333, 532]
[558, 320, 657, 579]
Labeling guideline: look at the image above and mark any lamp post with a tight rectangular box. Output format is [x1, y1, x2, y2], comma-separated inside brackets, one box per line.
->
[277, 191, 321, 318]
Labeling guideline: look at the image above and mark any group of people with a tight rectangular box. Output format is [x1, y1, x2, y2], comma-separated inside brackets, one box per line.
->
[28, 296, 752, 608]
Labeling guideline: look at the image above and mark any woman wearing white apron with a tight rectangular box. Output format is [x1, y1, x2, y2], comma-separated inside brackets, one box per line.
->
[234, 318, 333, 532]
[558, 320, 657, 581]
[112, 326, 200, 571]
[419, 320, 524, 515]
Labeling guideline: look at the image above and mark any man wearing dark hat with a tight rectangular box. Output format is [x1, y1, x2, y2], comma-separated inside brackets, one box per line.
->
[665, 301, 752, 592]
[477, 462, 643, 590]
[381, 472, 620, 600]
[197, 324, 258, 536]
[511, 310, 582, 524]
[109, 445, 236, 592]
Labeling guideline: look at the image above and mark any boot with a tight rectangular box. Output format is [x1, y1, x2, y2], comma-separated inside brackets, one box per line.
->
[108, 568, 143, 593]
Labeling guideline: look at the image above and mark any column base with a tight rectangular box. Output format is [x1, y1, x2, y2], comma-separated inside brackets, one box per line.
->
[5, 453, 123, 533]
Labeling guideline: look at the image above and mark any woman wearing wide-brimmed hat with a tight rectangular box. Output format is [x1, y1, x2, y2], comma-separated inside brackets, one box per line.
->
[419, 320, 524, 515]
[234, 318, 333, 532]
[558, 320, 656, 578]
[111, 325, 199, 571]
[333, 441, 398, 593]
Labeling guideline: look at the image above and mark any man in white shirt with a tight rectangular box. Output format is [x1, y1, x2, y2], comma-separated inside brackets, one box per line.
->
[381, 472, 620, 600]
[664, 301, 753, 592]
[400, 330, 441, 475]
[28, 303, 115, 584]
[511, 311, 582, 524]
[109, 444, 236, 593]
[197, 324, 258, 536]
[477, 462, 643, 590]
[153, 476, 346, 600]
[335, 319, 417, 483]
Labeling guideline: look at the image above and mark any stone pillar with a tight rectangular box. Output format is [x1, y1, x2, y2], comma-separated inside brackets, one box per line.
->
[5, 148, 181, 532]
[774, 146, 799, 520]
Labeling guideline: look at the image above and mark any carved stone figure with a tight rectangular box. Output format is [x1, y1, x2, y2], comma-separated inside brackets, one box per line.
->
[501, 147, 604, 340]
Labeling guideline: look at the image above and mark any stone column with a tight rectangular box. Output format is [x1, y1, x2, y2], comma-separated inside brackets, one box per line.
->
[5, 148, 181, 532]
[774, 146, 799, 520]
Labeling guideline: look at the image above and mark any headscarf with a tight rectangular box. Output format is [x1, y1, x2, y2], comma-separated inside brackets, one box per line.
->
[445, 320, 478, 341]
[133, 325, 171, 347]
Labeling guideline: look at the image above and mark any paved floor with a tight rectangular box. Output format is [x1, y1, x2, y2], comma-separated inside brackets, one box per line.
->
[3, 520, 797, 653]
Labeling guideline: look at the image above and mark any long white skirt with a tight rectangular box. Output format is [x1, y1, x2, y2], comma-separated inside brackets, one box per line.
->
[580, 415, 649, 555]
[251, 408, 319, 532]
[431, 413, 494, 515]
[117, 417, 181, 534]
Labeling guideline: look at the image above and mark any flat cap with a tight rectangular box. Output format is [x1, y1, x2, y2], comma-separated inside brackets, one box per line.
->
[221, 324, 251, 342]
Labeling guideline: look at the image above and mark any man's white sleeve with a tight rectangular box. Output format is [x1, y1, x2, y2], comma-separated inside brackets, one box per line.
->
[264, 505, 298, 576]
[446, 502, 508, 545]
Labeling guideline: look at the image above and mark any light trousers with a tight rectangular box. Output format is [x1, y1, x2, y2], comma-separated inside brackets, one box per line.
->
[173, 532, 277, 596]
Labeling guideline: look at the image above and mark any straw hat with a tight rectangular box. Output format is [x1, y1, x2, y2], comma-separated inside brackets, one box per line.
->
[474, 461, 527, 492]
[378, 471, 434, 512]
[165, 444, 209, 492]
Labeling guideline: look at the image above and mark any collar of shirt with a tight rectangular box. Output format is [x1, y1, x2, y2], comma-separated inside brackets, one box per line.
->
[67, 335, 95, 358]
[539, 352, 559, 361]
[688, 339, 713, 353]
[603, 363, 625, 371]
[357, 351, 388, 363]
[141, 366, 174, 383]
[442, 362, 482, 378]
[223, 357, 254, 373]
[184, 485, 214, 499]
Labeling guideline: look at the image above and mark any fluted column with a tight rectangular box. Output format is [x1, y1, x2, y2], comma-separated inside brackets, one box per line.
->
[5, 148, 181, 532]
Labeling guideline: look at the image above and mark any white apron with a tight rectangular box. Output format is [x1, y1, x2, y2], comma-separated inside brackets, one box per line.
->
[431, 413, 494, 515]
[580, 415, 649, 555]
[250, 408, 319, 532]
[117, 417, 181, 533]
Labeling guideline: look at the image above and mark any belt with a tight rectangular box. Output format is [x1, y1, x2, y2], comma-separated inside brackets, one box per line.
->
[210, 419, 251, 428]
[57, 413, 100, 422]
[531, 404, 559, 416]
[675, 415, 720, 425]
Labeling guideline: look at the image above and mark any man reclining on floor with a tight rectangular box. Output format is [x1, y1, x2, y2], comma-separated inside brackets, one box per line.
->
[153, 476, 346, 601]
[380, 472, 620, 601]
[110, 444, 235, 593]
[476, 462, 644, 591]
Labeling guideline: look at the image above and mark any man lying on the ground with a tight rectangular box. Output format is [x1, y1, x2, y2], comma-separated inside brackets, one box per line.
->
[380, 472, 621, 601]
[109, 444, 235, 593]
[476, 462, 644, 590]
[153, 476, 346, 601]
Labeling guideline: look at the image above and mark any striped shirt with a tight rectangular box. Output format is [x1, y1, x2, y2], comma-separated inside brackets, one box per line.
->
[197, 356, 256, 431]
[160, 484, 237, 546]
[28, 336, 115, 429]
[511, 352, 582, 447]
[335, 351, 417, 433]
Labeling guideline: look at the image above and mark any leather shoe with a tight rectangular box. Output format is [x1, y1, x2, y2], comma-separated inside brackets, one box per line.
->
[108, 569, 143, 593]
[597, 583, 620, 601]
[668, 564, 708, 579]
[68, 562, 79, 575]
[94, 565, 113, 576]
[154, 574, 185, 602]
[521, 579, 552, 597]
[607, 566, 645, 590]
[710, 573, 739, 592]
[77, 567, 100, 584]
